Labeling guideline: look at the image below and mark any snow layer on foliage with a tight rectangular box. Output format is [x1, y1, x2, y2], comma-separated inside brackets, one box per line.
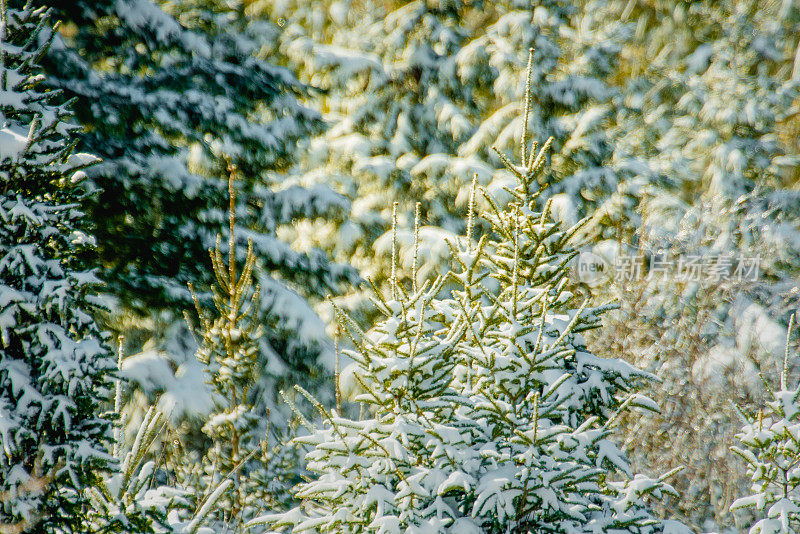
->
[548, 193, 579, 227]
[411, 154, 494, 195]
[121, 349, 215, 422]
[309, 42, 383, 78]
[458, 102, 522, 157]
[734, 296, 787, 361]
[257, 272, 336, 372]
[480, 170, 518, 208]
[114, 0, 211, 55]
[690, 344, 754, 387]
[353, 155, 397, 182]
[120, 350, 176, 394]
[0, 126, 28, 161]
[257, 181, 349, 231]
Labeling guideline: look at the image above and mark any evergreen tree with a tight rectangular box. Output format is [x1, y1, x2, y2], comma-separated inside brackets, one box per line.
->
[731, 315, 800, 533]
[0, 3, 114, 531]
[443, 97, 680, 533]
[172, 167, 303, 531]
[249, 71, 686, 534]
[87, 403, 249, 534]
[28, 0, 360, 448]
[626, 0, 800, 285]
[87, 349, 236, 534]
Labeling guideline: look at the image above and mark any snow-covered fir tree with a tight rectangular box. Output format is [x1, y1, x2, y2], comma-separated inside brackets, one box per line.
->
[730, 315, 800, 533]
[443, 110, 682, 532]
[168, 167, 305, 532]
[249, 73, 687, 534]
[0, 3, 114, 531]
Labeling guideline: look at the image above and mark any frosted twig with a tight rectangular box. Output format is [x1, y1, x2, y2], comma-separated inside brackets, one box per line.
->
[113, 336, 125, 460]
[412, 202, 421, 292]
[334, 325, 342, 414]
[391, 201, 399, 300]
[529, 136, 553, 179]
[226, 159, 237, 293]
[186, 479, 234, 534]
[492, 146, 526, 182]
[782, 313, 796, 391]
[466, 173, 477, 247]
[521, 48, 534, 165]
[512, 204, 520, 316]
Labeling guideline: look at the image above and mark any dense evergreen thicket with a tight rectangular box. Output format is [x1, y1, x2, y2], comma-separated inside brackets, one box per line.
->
[260, 0, 627, 297]
[11, 0, 363, 457]
[20, 0, 356, 311]
[2, 0, 800, 532]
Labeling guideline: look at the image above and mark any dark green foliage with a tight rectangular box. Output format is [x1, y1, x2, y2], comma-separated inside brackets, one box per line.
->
[0, 4, 114, 531]
[12, 0, 356, 312]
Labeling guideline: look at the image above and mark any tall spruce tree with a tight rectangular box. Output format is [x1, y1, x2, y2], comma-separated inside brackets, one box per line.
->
[249, 67, 687, 534]
[0, 3, 114, 531]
